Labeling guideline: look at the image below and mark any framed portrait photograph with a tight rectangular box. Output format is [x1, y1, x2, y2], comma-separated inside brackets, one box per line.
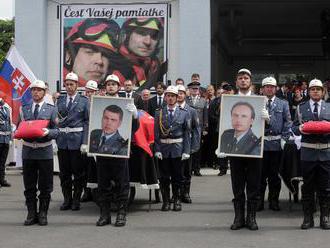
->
[218, 95, 266, 158]
[87, 95, 133, 158]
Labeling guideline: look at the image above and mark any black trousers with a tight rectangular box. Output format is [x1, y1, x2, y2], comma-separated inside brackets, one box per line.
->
[97, 157, 130, 204]
[82, 154, 97, 185]
[182, 157, 192, 186]
[159, 157, 183, 189]
[191, 150, 201, 172]
[230, 157, 262, 202]
[23, 159, 53, 203]
[260, 151, 282, 197]
[58, 149, 85, 189]
[0, 143, 9, 178]
[219, 158, 229, 171]
[301, 160, 330, 201]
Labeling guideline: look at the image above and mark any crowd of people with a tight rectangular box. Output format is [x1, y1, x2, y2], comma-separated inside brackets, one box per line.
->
[1, 68, 330, 232]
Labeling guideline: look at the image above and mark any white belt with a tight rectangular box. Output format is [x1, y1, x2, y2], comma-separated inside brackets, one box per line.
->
[160, 138, 183, 144]
[0, 131, 11, 135]
[301, 142, 330, 149]
[23, 141, 53, 148]
[59, 127, 83, 133]
[264, 135, 281, 141]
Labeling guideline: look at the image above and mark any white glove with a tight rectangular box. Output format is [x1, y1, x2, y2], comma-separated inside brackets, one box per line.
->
[155, 152, 163, 160]
[215, 148, 226, 158]
[42, 128, 49, 137]
[52, 142, 58, 154]
[9, 140, 13, 146]
[299, 124, 308, 135]
[11, 124, 16, 132]
[202, 131, 208, 136]
[280, 139, 286, 150]
[181, 153, 190, 160]
[80, 144, 88, 154]
[261, 108, 270, 123]
[126, 103, 138, 119]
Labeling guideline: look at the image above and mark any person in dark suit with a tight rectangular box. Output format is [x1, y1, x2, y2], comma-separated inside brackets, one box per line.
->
[220, 101, 260, 156]
[148, 82, 166, 117]
[89, 105, 128, 156]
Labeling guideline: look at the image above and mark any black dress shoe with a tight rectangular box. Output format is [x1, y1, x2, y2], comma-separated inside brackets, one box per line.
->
[194, 171, 202, 177]
[0, 180, 11, 187]
[218, 170, 227, 176]
[115, 213, 126, 227]
[96, 217, 110, 226]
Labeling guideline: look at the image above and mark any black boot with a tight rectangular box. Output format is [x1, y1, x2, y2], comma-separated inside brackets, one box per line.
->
[96, 202, 111, 226]
[268, 191, 281, 211]
[0, 176, 11, 187]
[181, 183, 192, 204]
[320, 200, 330, 230]
[301, 201, 314, 229]
[172, 187, 182, 211]
[257, 191, 265, 212]
[230, 200, 245, 230]
[115, 202, 127, 227]
[246, 201, 258, 230]
[38, 199, 50, 226]
[154, 189, 161, 203]
[160, 184, 170, 211]
[71, 186, 82, 211]
[60, 186, 72, 211]
[81, 187, 93, 202]
[24, 201, 38, 226]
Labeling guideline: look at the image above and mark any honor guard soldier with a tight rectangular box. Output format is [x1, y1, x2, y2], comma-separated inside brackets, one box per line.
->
[154, 85, 191, 211]
[177, 85, 200, 203]
[95, 74, 139, 227]
[258, 77, 292, 211]
[186, 81, 207, 176]
[293, 79, 330, 230]
[81, 80, 99, 202]
[56, 72, 89, 211]
[19, 80, 59, 226]
[0, 94, 12, 188]
[216, 69, 269, 230]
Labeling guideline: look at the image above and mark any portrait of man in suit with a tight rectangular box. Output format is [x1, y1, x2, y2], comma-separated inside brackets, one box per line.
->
[220, 101, 261, 156]
[89, 105, 128, 156]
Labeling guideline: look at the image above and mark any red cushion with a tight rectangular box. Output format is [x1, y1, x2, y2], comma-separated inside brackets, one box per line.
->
[14, 120, 50, 139]
[302, 121, 330, 134]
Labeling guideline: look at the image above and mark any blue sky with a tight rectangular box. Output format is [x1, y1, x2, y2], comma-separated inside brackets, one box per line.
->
[0, 0, 14, 20]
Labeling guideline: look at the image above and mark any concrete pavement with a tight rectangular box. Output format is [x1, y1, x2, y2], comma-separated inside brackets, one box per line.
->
[0, 169, 330, 248]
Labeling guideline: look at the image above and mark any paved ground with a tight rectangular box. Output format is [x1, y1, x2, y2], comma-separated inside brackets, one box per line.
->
[1, 168, 330, 248]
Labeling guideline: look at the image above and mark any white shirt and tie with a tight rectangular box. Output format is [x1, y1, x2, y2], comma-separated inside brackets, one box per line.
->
[309, 99, 321, 119]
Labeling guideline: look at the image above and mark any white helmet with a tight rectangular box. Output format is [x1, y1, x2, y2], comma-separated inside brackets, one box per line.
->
[309, 78, 323, 88]
[237, 68, 252, 77]
[262, 77, 277, 87]
[105, 74, 120, 84]
[85, 80, 98, 91]
[164, 85, 178, 95]
[65, 72, 78, 82]
[30, 79, 46, 90]
[177, 85, 186, 92]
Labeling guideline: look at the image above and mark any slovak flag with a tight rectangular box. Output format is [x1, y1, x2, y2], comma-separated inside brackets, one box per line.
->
[0, 46, 36, 125]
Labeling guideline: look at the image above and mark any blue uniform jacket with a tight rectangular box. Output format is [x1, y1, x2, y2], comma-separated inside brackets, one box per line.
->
[0, 104, 12, 144]
[154, 106, 191, 158]
[20, 102, 59, 160]
[264, 97, 292, 151]
[292, 100, 330, 161]
[56, 94, 89, 150]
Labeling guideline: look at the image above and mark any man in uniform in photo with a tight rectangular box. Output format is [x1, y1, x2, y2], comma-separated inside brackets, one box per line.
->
[19, 80, 59, 226]
[154, 85, 191, 212]
[258, 77, 292, 212]
[220, 102, 261, 156]
[186, 81, 208, 176]
[56, 72, 89, 211]
[216, 68, 269, 231]
[89, 105, 128, 156]
[293, 79, 330, 230]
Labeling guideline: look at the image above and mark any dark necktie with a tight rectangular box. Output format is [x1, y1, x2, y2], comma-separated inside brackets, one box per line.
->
[99, 136, 107, 148]
[267, 99, 272, 114]
[67, 97, 73, 111]
[158, 97, 162, 107]
[0, 106, 7, 119]
[34, 104, 39, 119]
[168, 109, 174, 123]
[230, 137, 238, 153]
[127, 93, 131, 98]
[313, 102, 319, 120]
